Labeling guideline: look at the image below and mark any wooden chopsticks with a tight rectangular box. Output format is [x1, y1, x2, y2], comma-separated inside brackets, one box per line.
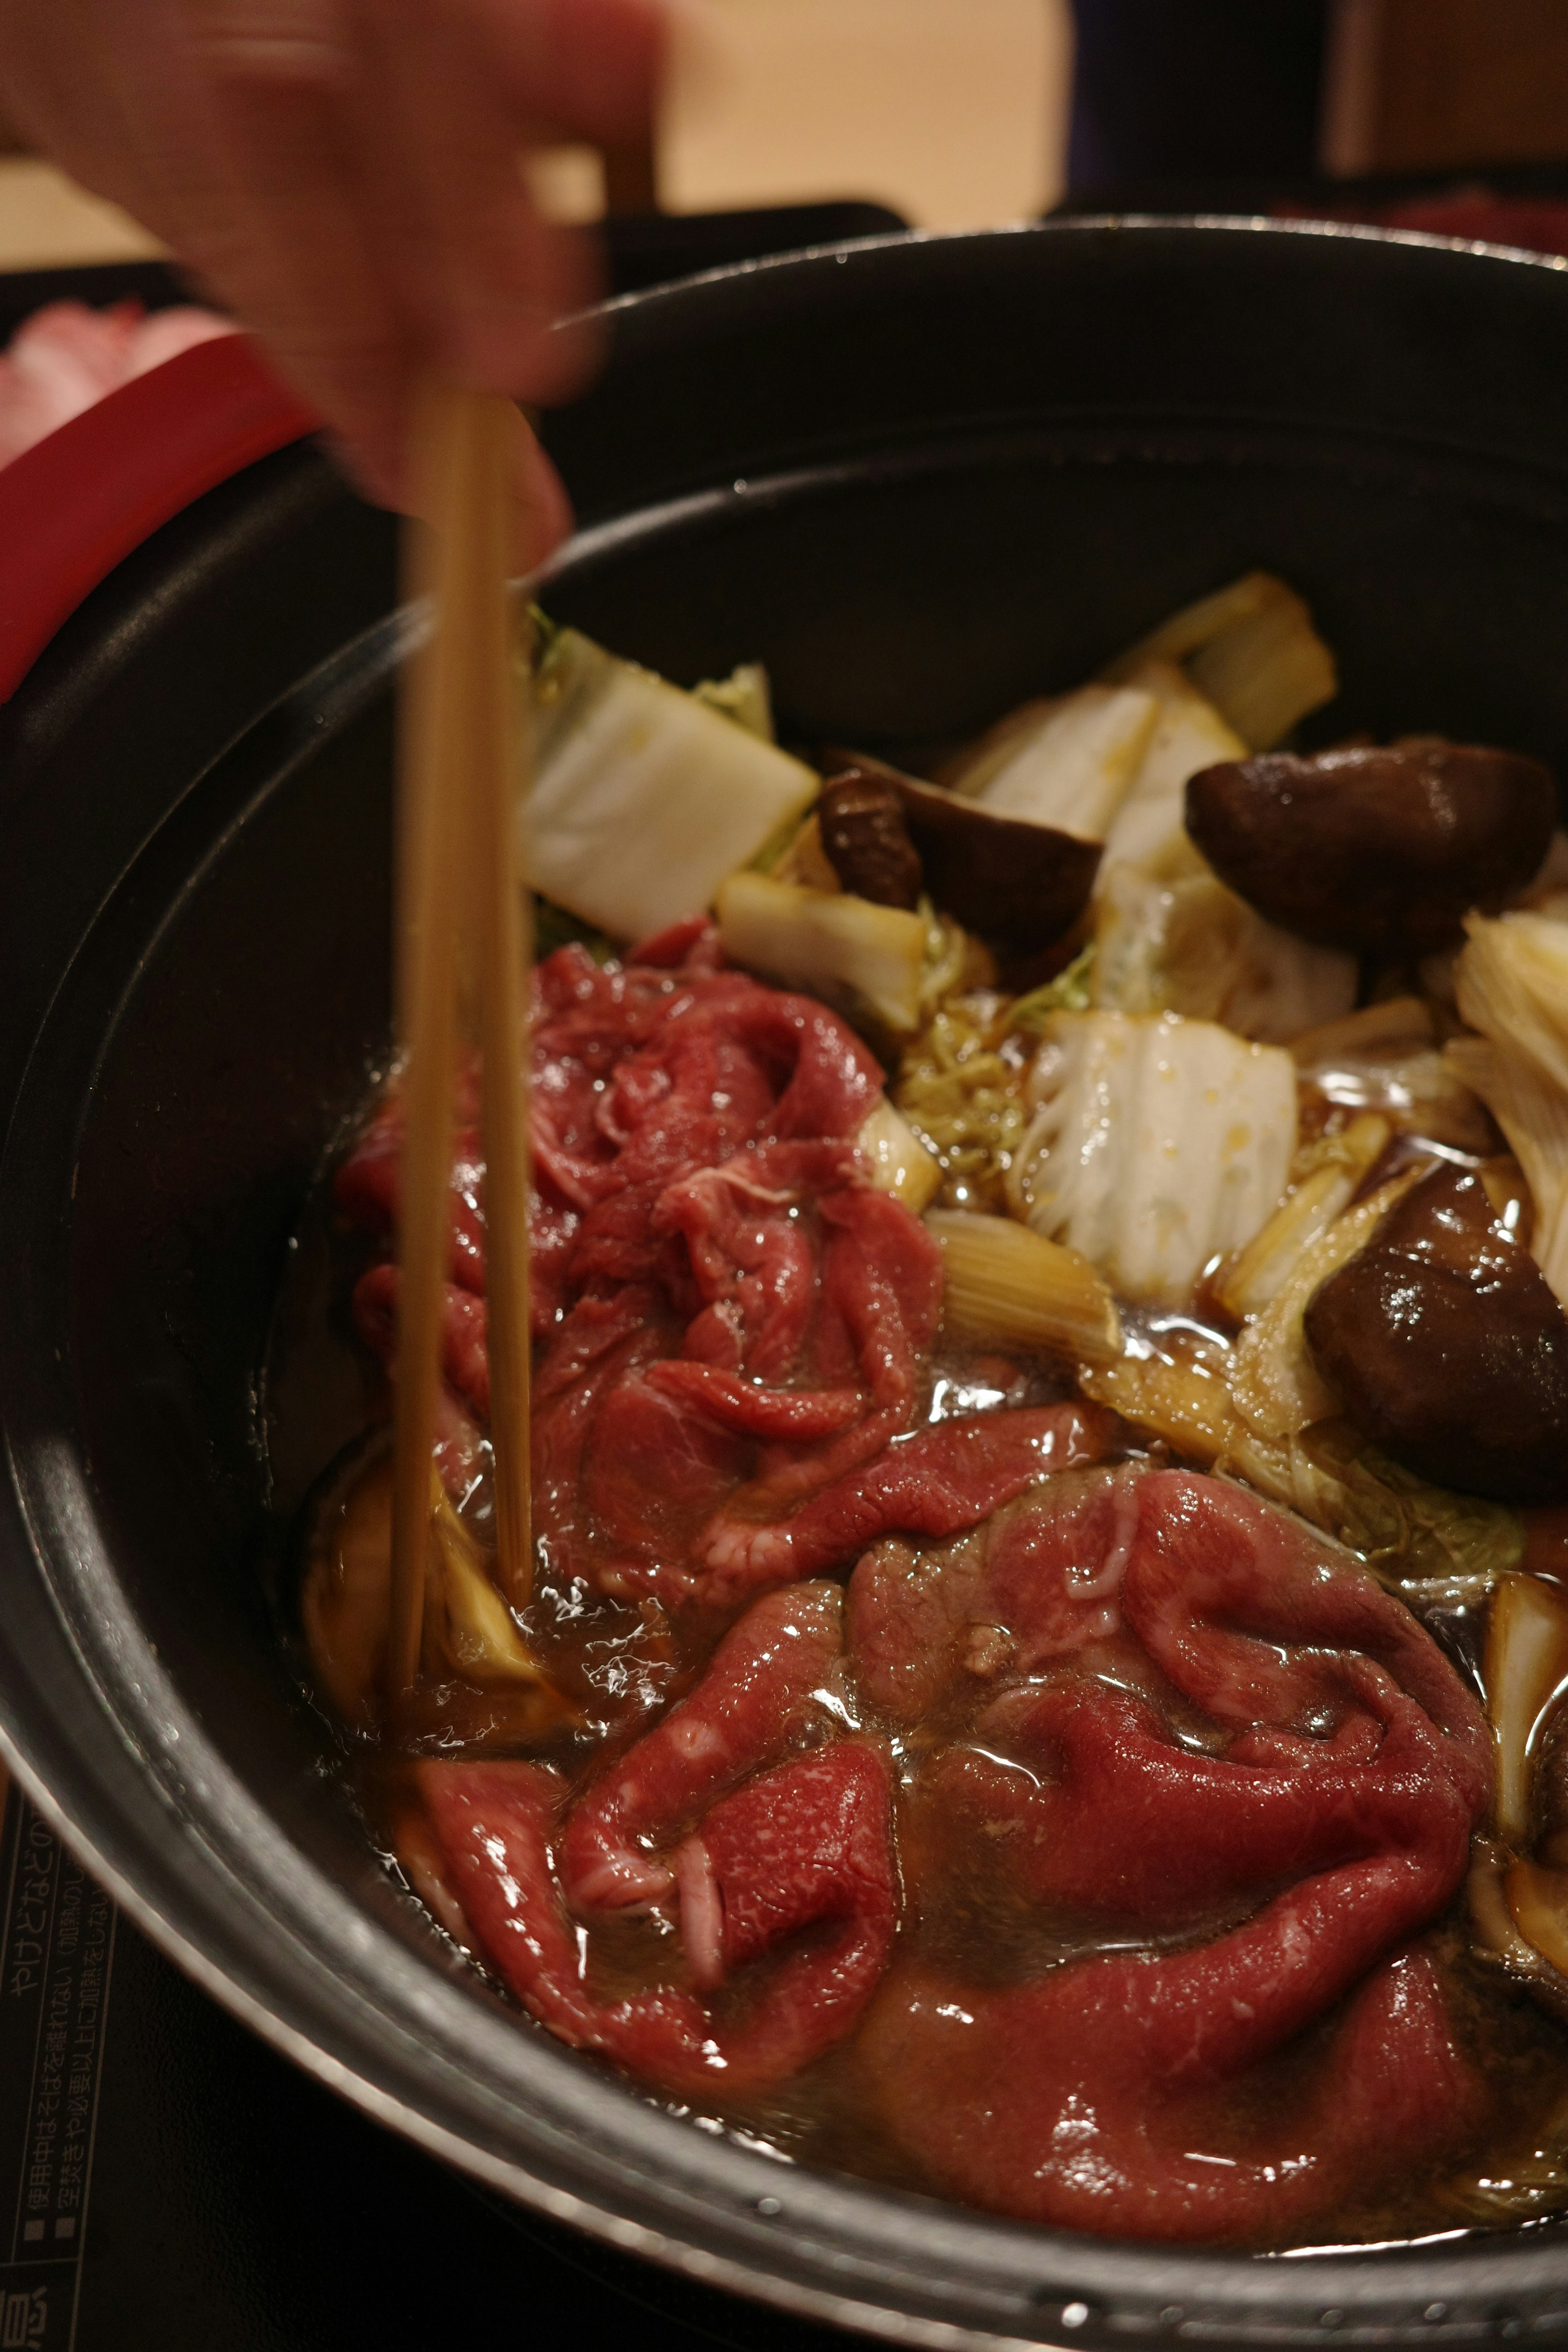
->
[388, 384, 535, 1698]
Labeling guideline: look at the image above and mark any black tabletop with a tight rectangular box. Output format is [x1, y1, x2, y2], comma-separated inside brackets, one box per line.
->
[0, 1789, 854, 2351]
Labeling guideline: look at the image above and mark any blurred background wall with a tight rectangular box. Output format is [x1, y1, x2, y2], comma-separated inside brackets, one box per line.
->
[2, 0, 1568, 274]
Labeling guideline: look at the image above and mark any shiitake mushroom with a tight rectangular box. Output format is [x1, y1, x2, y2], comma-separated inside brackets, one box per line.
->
[818, 771, 924, 909]
[1303, 1163, 1568, 1503]
[1185, 740, 1556, 955]
[821, 752, 1100, 956]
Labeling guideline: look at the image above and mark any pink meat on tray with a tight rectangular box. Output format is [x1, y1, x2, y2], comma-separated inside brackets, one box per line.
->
[0, 298, 234, 466]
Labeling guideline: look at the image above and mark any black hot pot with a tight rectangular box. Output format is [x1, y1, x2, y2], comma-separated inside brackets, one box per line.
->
[3, 220, 1568, 2348]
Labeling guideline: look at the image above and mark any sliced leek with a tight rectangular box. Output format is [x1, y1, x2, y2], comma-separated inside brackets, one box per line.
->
[1215, 1112, 1393, 1319]
[430, 1484, 560, 1690]
[1227, 1167, 1420, 1441]
[301, 1457, 567, 1729]
[1295, 992, 1494, 1152]
[858, 1095, 942, 1215]
[1187, 584, 1337, 753]
[1486, 1570, 1568, 1844]
[927, 1208, 1122, 1365]
[1104, 571, 1338, 753]
[1505, 1859, 1568, 1979]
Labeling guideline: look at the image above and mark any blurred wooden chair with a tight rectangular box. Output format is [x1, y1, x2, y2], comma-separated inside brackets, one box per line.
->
[1323, 0, 1568, 176]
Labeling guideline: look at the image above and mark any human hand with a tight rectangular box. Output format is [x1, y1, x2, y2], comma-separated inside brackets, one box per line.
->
[0, 0, 666, 547]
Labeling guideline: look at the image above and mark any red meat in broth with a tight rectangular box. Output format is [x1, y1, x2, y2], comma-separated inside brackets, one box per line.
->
[334, 931, 1504, 2239]
[338, 933, 963, 1604]
[702, 1401, 1116, 1599]
[560, 1579, 846, 1913]
[420, 1577, 895, 2095]
[858, 1469, 1493, 2241]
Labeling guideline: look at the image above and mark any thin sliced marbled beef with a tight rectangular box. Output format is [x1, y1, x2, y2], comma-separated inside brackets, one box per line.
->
[338, 933, 959, 1604]
[853, 1469, 1494, 2242]
[420, 1583, 893, 2094]
[560, 1581, 846, 1911]
[701, 1403, 1117, 1604]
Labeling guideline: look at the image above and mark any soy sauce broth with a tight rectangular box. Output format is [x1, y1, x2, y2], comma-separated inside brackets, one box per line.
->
[261, 1079, 1568, 2254]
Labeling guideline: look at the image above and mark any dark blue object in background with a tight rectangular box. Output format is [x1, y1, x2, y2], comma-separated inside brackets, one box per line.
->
[1068, 0, 1330, 196]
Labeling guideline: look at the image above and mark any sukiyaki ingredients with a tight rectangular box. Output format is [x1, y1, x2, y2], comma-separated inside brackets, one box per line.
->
[1009, 1010, 1297, 1305]
[817, 770, 923, 909]
[1484, 1570, 1568, 1842]
[1215, 1111, 1392, 1319]
[926, 1208, 1122, 1365]
[1080, 1336, 1523, 1594]
[692, 658, 775, 739]
[853, 1468, 1491, 2241]
[1449, 912, 1568, 1308]
[291, 575, 1568, 2252]
[826, 752, 1103, 956]
[946, 682, 1160, 838]
[1090, 864, 1358, 1044]
[1095, 657, 1246, 878]
[1186, 743, 1557, 955]
[1294, 996, 1497, 1153]
[1229, 1168, 1423, 1441]
[558, 1579, 848, 1911]
[338, 936, 1112, 1616]
[893, 990, 1028, 1212]
[1009, 943, 1096, 1028]
[430, 1481, 566, 1692]
[1104, 570, 1338, 751]
[301, 1454, 566, 1732]
[697, 1402, 1115, 1604]
[856, 1095, 943, 1215]
[528, 627, 817, 941]
[1304, 1165, 1568, 1503]
[714, 870, 925, 1031]
[1503, 1860, 1568, 1982]
[419, 1597, 897, 2091]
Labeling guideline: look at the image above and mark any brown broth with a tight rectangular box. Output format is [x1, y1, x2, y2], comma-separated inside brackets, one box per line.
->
[262, 1095, 1568, 2254]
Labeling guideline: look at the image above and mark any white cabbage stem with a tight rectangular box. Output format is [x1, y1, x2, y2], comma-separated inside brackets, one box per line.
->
[1450, 911, 1568, 1309]
[1009, 1009, 1297, 1306]
[526, 627, 816, 942]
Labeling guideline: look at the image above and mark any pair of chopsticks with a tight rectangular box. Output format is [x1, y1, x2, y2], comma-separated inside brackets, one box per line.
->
[387, 385, 536, 1699]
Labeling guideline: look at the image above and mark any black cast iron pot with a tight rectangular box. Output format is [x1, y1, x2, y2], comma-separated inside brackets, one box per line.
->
[4, 220, 1568, 2348]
